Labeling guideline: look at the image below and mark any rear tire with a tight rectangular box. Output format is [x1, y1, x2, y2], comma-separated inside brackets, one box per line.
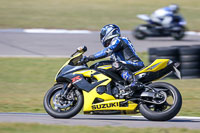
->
[139, 82, 182, 121]
[157, 56, 179, 62]
[180, 47, 200, 55]
[171, 27, 185, 40]
[156, 47, 179, 56]
[180, 55, 200, 62]
[181, 62, 200, 69]
[181, 69, 200, 77]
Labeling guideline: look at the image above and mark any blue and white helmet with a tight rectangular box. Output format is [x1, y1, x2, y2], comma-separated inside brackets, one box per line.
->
[168, 4, 179, 13]
[100, 24, 121, 47]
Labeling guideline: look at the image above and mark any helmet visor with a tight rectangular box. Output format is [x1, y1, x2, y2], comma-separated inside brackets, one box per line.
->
[100, 28, 106, 41]
[104, 39, 111, 47]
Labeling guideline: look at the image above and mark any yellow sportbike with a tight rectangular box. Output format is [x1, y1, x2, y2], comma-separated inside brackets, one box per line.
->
[44, 46, 182, 121]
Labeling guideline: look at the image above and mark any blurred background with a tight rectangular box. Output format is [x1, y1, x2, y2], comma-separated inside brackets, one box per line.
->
[0, 0, 200, 132]
[0, 0, 199, 30]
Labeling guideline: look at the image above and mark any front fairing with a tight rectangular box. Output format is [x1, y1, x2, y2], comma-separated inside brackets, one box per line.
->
[137, 14, 150, 22]
[173, 15, 187, 26]
[56, 65, 88, 81]
[55, 52, 83, 81]
[178, 21, 186, 26]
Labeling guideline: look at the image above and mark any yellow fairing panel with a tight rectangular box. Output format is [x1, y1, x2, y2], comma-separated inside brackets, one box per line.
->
[91, 99, 138, 111]
[83, 90, 138, 112]
[73, 69, 115, 111]
[74, 66, 138, 112]
[97, 65, 112, 70]
[74, 69, 96, 77]
[135, 59, 169, 75]
[83, 89, 116, 111]
[74, 69, 112, 81]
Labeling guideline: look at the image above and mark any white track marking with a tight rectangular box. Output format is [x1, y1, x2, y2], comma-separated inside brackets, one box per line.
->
[185, 31, 200, 36]
[23, 29, 91, 34]
[131, 116, 200, 120]
[0, 55, 69, 58]
[0, 29, 200, 36]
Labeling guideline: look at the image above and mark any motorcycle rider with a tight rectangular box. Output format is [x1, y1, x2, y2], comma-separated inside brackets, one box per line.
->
[82, 24, 144, 90]
[150, 4, 180, 28]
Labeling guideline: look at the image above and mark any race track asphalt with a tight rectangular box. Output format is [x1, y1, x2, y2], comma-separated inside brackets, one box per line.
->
[0, 31, 200, 57]
[0, 113, 200, 129]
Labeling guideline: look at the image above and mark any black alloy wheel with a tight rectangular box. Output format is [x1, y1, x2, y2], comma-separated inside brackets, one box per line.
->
[139, 82, 182, 121]
[43, 84, 84, 118]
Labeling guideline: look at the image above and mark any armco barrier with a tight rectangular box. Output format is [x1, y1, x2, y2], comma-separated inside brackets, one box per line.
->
[148, 45, 200, 79]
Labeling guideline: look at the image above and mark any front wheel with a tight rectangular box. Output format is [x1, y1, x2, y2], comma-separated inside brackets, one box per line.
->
[133, 28, 146, 40]
[139, 82, 182, 121]
[43, 84, 83, 118]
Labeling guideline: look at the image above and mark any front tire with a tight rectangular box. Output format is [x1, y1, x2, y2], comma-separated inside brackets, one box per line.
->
[139, 82, 182, 121]
[133, 28, 146, 40]
[43, 84, 84, 119]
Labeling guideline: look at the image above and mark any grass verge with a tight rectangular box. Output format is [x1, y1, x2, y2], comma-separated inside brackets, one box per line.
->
[0, 123, 200, 133]
[0, 56, 200, 116]
[0, 0, 199, 30]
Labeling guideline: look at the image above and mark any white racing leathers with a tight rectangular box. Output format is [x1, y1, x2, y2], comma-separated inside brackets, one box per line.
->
[150, 7, 174, 28]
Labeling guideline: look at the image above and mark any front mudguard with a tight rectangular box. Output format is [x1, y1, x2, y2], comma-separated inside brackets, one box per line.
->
[135, 24, 151, 35]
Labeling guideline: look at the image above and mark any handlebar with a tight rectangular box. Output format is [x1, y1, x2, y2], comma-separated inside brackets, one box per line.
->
[70, 46, 87, 57]
[78, 56, 88, 66]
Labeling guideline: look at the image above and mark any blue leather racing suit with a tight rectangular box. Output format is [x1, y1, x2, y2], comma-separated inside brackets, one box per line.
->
[91, 37, 144, 84]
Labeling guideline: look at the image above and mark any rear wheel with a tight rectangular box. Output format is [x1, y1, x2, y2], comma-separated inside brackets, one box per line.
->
[43, 84, 83, 118]
[139, 82, 182, 121]
[171, 27, 185, 40]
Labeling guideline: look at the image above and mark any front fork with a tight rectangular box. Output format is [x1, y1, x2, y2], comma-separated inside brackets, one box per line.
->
[60, 83, 73, 99]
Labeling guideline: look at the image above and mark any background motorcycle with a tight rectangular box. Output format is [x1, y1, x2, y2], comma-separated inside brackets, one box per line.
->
[133, 14, 187, 40]
[43, 46, 182, 121]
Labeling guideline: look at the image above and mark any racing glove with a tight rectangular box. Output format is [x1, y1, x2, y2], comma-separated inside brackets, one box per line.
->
[80, 55, 95, 64]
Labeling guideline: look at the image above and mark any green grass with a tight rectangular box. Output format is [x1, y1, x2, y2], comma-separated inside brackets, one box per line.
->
[0, 0, 199, 30]
[0, 123, 200, 133]
[0, 56, 200, 116]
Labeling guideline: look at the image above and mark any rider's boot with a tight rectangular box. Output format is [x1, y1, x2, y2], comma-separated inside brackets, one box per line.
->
[121, 70, 144, 91]
[128, 81, 144, 91]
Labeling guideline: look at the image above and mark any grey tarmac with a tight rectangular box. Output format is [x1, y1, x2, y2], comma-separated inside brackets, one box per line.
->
[0, 31, 200, 57]
[0, 113, 200, 129]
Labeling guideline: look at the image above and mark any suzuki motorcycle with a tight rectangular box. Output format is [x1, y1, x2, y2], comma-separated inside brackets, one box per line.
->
[44, 46, 182, 121]
[133, 14, 187, 40]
